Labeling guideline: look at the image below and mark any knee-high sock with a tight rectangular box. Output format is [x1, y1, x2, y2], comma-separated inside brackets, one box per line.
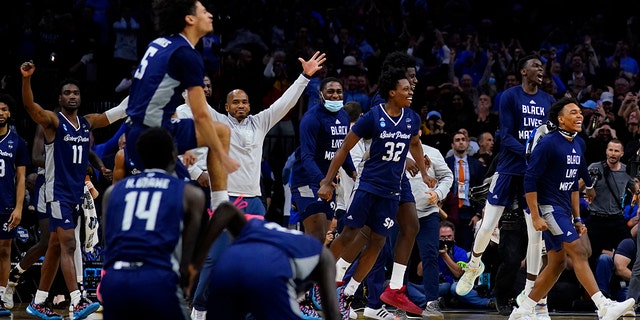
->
[524, 212, 542, 293]
[74, 216, 83, 285]
[469, 202, 504, 267]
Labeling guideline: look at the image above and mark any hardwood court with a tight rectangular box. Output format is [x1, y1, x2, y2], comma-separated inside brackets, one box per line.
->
[8, 303, 102, 320]
[352, 309, 610, 320]
[5, 305, 607, 319]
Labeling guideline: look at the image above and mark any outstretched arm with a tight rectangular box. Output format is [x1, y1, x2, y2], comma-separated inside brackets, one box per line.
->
[20, 62, 58, 132]
[84, 96, 130, 130]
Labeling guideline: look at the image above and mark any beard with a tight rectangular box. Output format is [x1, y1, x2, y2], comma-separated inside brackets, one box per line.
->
[0, 121, 7, 128]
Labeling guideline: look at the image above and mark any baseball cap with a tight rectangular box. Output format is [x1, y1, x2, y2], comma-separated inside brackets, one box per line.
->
[427, 110, 441, 119]
[343, 56, 357, 66]
[581, 100, 597, 109]
[600, 92, 614, 104]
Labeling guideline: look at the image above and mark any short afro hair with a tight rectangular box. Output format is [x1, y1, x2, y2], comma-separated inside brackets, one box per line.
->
[548, 96, 580, 126]
[56, 78, 81, 96]
[0, 94, 16, 112]
[377, 67, 408, 100]
[517, 54, 541, 72]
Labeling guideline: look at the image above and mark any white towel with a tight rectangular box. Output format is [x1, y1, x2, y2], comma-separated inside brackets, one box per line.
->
[82, 184, 99, 253]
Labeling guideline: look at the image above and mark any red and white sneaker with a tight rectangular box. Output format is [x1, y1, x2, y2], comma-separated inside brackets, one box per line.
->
[380, 285, 423, 315]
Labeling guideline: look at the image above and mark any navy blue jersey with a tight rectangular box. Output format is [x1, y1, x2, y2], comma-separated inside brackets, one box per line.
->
[292, 105, 355, 187]
[368, 92, 383, 114]
[127, 35, 205, 128]
[0, 131, 29, 214]
[524, 131, 585, 212]
[351, 104, 420, 199]
[233, 219, 323, 286]
[104, 170, 187, 274]
[45, 113, 90, 204]
[497, 86, 555, 175]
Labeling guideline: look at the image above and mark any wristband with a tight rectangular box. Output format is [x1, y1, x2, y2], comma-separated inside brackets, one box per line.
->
[105, 96, 129, 124]
[573, 217, 583, 224]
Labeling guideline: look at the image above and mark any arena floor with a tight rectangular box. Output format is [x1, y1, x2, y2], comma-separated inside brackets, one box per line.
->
[7, 303, 102, 319]
[353, 309, 607, 320]
[4, 304, 608, 319]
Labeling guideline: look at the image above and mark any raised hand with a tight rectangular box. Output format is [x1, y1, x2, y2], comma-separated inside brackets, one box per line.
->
[20, 61, 35, 77]
[299, 51, 327, 77]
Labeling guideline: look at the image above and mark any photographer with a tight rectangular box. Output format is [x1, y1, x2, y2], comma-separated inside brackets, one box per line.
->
[585, 123, 617, 164]
[442, 221, 494, 309]
[421, 110, 451, 156]
[409, 220, 495, 310]
[586, 139, 638, 272]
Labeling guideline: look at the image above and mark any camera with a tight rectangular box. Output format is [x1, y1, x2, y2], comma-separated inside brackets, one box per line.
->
[588, 167, 602, 181]
[439, 239, 454, 250]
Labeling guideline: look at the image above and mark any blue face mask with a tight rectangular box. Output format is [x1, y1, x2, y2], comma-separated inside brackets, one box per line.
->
[324, 100, 343, 112]
[488, 77, 496, 86]
[322, 93, 343, 112]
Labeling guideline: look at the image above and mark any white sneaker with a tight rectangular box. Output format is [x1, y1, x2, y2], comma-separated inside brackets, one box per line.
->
[455, 261, 484, 296]
[2, 285, 14, 309]
[191, 307, 207, 320]
[535, 303, 551, 320]
[508, 306, 536, 320]
[515, 290, 527, 306]
[349, 307, 358, 319]
[598, 298, 635, 320]
[363, 306, 394, 320]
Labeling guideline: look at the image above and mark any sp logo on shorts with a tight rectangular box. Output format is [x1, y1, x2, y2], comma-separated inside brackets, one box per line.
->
[383, 217, 395, 229]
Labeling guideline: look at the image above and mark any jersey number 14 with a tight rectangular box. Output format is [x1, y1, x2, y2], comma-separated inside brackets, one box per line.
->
[122, 191, 162, 231]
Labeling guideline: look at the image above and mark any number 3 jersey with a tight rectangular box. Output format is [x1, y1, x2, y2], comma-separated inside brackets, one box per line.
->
[350, 104, 420, 199]
[45, 113, 90, 204]
[103, 170, 186, 273]
[0, 130, 29, 214]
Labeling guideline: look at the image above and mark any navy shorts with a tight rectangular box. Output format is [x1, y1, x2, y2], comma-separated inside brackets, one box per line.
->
[400, 175, 415, 204]
[0, 215, 17, 240]
[47, 201, 80, 232]
[291, 184, 336, 221]
[486, 172, 524, 207]
[344, 189, 399, 237]
[100, 266, 189, 320]
[538, 204, 581, 252]
[126, 119, 197, 172]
